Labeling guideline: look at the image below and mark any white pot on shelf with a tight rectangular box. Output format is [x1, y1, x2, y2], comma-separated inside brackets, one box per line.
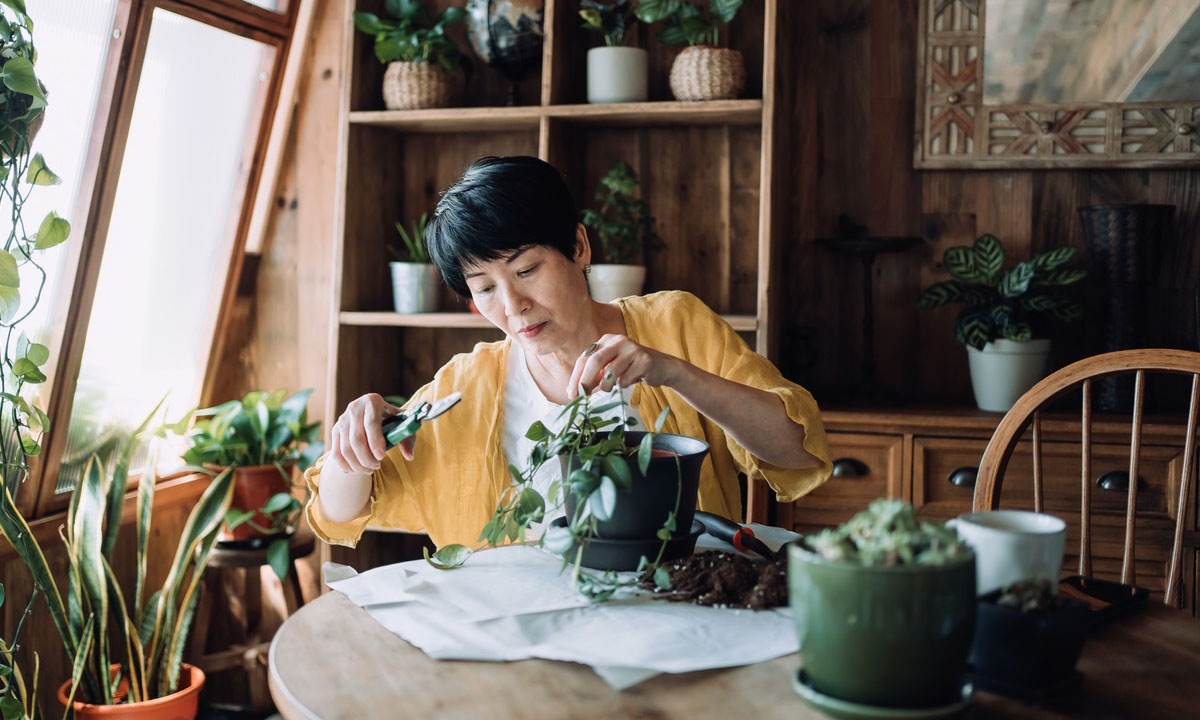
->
[587, 47, 648, 103]
[587, 264, 646, 303]
[966, 338, 1052, 412]
[390, 262, 441, 313]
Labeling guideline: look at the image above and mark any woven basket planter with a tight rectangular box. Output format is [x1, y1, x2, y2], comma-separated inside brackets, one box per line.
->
[382, 61, 458, 110]
[668, 46, 746, 101]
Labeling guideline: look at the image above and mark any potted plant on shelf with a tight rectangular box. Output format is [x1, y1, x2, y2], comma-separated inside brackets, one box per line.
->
[969, 577, 1091, 697]
[918, 234, 1087, 412]
[788, 499, 976, 710]
[580, 1, 647, 103]
[581, 161, 662, 302]
[0, 408, 235, 719]
[389, 212, 441, 313]
[634, 0, 747, 101]
[163, 388, 323, 582]
[353, 0, 470, 110]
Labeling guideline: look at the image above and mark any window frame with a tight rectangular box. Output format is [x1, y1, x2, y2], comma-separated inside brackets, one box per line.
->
[25, 0, 305, 517]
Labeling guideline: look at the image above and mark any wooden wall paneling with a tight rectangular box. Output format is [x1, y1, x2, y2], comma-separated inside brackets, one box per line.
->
[729, 126, 761, 316]
[541, 0, 576, 106]
[342, 126, 405, 312]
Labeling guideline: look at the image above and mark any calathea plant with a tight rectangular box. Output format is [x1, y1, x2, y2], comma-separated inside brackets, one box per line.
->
[579, 0, 636, 47]
[581, 161, 661, 265]
[917, 234, 1086, 350]
[634, 0, 745, 46]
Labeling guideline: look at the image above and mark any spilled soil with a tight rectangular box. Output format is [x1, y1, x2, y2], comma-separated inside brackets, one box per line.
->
[647, 551, 788, 610]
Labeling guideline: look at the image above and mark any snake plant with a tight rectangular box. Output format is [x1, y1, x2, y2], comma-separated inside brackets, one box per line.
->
[0, 406, 234, 706]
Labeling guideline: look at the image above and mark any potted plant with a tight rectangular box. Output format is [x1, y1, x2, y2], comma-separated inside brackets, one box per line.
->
[0, 409, 235, 719]
[788, 499, 976, 709]
[634, 0, 747, 101]
[163, 388, 323, 582]
[389, 212, 441, 313]
[580, 1, 647, 103]
[918, 234, 1086, 412]
[581, 161, 662, 302]
[353, 1, 470, 110]
[970, 578, 1090, 696]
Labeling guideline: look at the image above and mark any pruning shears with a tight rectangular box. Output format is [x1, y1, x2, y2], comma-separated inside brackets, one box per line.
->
[381, 391, 463, 449]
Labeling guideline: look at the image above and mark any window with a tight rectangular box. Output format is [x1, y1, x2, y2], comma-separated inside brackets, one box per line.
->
[24, 0, 305, 514]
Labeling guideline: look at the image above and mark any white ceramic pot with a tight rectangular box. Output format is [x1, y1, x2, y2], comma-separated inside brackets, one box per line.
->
[587, 47, 648, 103]
[390, 262, 441, 313]
[966, 338, 1051, 412]
[949, 510, 1067, 595]
[587, 264, 645, 303]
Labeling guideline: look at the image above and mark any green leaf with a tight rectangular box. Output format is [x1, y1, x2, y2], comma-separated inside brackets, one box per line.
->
[997, 261, 1035, 298]
[602, 454, 631, 492]
[12, 358, 45, 383]
[25, 153, 60, 185]
[1, 0, 28, 17]
[0, 250, 19, 323]
[34, 210, 70, 250]
[653, 565, 672, 590]
[0, 56, 44, 109]
[224, 508, 255, 530]
[1002, 322, 1033, 342]
[638, 433, 654, 475]
[988, 303, 1013, 328]
[26, 341, 48, 365]
[917, 281, 962, 308]
[653, 406, 670, 432]
[592, 476, 617, 521]
[352, 11, 389, 34]
[517, 487, 544, 518]
[1038, 267, 1086, 286]
[267, 538, 290, 582]
[524, 421, 549, 442]
[262, 491, 296, 515]
[423, 543, 472, 570]
[1046, 300, 1083, 322]
[542, 524, 573, 554]
[1020, 294, 1058, 312]
[709, 0, 744, 24]
[972, 234, 1005, 280]
[955, 308, 992, 350]
[1032, 245, 1075, 271]
[943, 245, 982, 282]
[634, 0, 682, 23]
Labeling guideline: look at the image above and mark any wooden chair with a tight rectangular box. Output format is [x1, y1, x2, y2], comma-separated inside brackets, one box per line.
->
[974, 349, 1200, 607]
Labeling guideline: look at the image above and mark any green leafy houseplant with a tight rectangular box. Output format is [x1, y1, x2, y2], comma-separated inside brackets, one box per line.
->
[581, 161, 661, 265]
[804, 499, 973, 566]
[353, 0, 469, 73]
[0, 408, 235, 709]
[390, 213, 431, 264]
[579, 0, 636, 47]
[917, 234, 1087, 350]
[634, 0, 745, 46]
[163, 389, 322, 582]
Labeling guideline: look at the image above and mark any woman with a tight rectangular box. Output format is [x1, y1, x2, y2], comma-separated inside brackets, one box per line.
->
[306, 156, 831, 549]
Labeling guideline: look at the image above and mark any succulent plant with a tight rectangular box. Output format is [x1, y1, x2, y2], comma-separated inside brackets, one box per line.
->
[996, 577, 1064, 613]
[805, 499, 972, 567]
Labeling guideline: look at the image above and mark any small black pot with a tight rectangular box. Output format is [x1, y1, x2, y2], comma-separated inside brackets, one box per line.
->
[564, 431, 708, 539]
[969, 588, 1090, 689]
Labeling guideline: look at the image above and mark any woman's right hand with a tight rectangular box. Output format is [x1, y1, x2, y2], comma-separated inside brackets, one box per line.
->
[329, 393, 416, 473]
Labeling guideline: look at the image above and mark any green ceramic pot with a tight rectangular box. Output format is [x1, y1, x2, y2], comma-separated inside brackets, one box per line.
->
[788, 544, 976, 708]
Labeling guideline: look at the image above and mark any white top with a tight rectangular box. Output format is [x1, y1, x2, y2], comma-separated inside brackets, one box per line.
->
[501, 343, 643, 535]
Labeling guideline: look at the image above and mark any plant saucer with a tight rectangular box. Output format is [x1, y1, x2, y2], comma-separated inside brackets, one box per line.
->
[791, 668, 973, 720]
[551, 517, 703, 571]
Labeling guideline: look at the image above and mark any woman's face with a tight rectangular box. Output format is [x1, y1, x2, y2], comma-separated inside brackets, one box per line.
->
[463, 226, 593, 354]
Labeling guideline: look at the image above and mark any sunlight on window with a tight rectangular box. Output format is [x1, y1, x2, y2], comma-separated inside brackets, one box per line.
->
[58, 9, 273, 492]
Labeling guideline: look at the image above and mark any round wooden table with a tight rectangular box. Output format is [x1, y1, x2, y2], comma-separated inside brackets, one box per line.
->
[269, 590, 1200, 719]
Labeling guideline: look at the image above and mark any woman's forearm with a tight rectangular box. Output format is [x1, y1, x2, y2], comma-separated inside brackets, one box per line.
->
[665, 360, 821, 469]
[317, 458, 373, 523]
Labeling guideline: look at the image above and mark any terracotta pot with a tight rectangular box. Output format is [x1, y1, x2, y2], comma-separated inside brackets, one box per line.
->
[207, 463, 294, 542]
[57, 663, 204, 720]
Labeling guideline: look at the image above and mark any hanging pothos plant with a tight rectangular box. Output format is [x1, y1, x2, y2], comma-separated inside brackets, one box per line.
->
[425, 370, 681, 602]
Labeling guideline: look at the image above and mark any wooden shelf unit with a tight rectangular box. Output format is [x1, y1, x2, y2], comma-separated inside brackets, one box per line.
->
[325, 1, 795, 562]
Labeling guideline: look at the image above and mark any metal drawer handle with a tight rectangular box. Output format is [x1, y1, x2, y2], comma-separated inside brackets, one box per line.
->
[1097, 471, 1147, 492]
[831, 458, 869, 478]
[947, 466, 978, 488]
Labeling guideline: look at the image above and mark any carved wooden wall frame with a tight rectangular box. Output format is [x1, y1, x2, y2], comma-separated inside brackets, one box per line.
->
[915, 0, 1200, 169]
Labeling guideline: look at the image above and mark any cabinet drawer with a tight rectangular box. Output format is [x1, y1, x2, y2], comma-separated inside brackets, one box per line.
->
[781, 432, 903, 534]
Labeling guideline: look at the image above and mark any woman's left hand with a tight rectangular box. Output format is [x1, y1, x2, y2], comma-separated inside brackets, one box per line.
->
[567, 334, 683, 398]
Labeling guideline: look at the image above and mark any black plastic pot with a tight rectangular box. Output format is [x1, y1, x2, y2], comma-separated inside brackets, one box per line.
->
[969, 588, 1090, 691]
[564, 431, 708, 540]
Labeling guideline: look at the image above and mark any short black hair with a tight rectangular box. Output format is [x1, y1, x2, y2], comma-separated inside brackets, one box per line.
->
[426, 156, 579, 297]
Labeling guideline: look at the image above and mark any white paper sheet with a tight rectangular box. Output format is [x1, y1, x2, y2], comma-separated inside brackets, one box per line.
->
[325, 524, 802, 690]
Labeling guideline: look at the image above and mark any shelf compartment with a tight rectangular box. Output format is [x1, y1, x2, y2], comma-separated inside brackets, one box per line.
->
[340, 311, 758, 332]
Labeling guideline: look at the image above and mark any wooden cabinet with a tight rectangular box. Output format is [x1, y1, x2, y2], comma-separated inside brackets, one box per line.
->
[326, 0, 797, 567]
[779, 407, 1198, 612]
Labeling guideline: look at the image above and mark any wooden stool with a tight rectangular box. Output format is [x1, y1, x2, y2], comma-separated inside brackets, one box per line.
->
[188, 531, 315, 708]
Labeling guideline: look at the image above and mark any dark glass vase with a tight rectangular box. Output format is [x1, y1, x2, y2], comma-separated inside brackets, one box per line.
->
[1078, 204, 1175, 412]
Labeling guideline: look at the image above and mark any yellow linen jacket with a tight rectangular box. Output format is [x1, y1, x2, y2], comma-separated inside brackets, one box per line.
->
[304, 291, 832, 549]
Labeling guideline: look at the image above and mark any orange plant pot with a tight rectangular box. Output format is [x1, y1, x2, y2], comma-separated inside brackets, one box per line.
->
[208, 463, 294, 542]
[57, 663, 205, 720]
